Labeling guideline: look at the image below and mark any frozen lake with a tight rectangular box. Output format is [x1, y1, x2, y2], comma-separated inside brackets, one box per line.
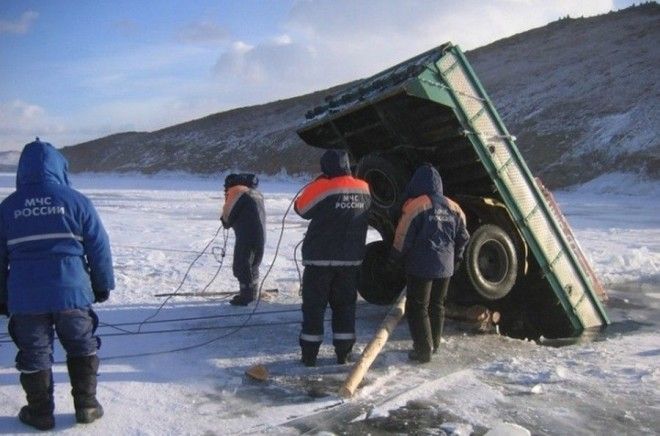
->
[0, 172, 658, 435]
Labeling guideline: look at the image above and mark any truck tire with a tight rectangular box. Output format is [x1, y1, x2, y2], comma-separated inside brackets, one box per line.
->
[356, 154, 410, 223]
[358, 241, 405, 305]
[465, 224, 518, 300]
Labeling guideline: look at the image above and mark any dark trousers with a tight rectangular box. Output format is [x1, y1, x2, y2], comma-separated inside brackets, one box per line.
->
[8, 308, 100, 372]
[232, 242, 263, 298]
[300, 266, 358, 356]
[405, 276, 450, 356]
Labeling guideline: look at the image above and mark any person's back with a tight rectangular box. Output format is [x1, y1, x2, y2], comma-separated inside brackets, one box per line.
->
[393, 164, 468, 279]
[391, 164, 469, 363]
[294, 149, 371, 366]
[0, 139, 114, 430]
[295, 150, 371, 266]
[1, 141, 113, 314]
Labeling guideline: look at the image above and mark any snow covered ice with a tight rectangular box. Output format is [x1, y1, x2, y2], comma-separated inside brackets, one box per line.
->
[0, 171, 658, 435]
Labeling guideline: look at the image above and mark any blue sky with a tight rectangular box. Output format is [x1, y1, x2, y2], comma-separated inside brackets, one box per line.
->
[0, 0, 638, 151]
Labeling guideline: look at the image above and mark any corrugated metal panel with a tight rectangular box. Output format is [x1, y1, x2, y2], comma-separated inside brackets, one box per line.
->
[436, 48, 608, 332]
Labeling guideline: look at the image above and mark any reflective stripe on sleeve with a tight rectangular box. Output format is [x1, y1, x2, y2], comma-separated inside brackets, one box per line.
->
[7, 233, 84, 246]
[299, 333, 324, 342]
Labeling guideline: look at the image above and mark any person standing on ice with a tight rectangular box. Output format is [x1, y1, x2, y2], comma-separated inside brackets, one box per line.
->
[389, 164, 469, 363]
[0, 139, 114, 430]
[294, 149, 371, 366]
[221, 173, 266, 306]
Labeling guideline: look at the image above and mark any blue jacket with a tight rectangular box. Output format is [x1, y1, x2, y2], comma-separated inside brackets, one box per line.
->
[294, 149, 371, 266]
[392, 164, 469, 278]
[0, 140, 115, 314]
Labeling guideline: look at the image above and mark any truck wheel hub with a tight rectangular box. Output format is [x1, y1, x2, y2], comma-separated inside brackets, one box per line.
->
[478, 240, 509, 284]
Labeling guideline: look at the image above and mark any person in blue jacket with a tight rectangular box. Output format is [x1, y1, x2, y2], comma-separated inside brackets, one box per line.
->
[294, 149, 371, 366]
[390, 164, 469, 363]
[221, 173, 266, 306]
[0, 139, 114, 430]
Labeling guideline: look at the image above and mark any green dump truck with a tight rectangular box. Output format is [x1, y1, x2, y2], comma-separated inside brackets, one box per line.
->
[296, 43, 609, 339]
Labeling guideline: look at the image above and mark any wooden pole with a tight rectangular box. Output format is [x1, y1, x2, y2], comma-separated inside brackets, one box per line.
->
[339, 290, 407, 398]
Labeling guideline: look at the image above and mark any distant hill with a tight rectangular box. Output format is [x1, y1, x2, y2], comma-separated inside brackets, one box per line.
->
[61, 4, 659, 189]
[0, 150, 21, 172]
[60, 87, 342, 176]
[466, 3, 659, 187]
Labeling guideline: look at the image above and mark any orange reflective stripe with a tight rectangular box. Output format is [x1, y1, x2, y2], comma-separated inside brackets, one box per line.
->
[446, 197, 467, 225]
[295, 176, 369, 215]
[295, 179, 330, 213]
[393, 195, 432, 251]
[222, 185, 249, 221]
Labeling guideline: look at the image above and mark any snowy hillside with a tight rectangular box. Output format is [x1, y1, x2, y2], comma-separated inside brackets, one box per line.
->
[468, 3, 659, 188]
[60, 4, 659, 189]
[0, 172, 657, 435]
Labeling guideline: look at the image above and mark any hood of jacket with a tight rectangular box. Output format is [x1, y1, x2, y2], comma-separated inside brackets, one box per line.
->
[16, 140, 71, 188]
[320, 149, 351, 178]
[404, 164, 444, 205]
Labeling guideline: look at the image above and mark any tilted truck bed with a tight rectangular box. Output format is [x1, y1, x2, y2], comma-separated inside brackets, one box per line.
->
[297, 43, 608, 338]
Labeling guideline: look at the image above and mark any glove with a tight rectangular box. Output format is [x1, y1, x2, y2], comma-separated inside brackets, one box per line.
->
[94, 290, 109, 303]
[454, 258, 463, 273]
[0, 302, 8, 317]
[220, 216, 230, 229]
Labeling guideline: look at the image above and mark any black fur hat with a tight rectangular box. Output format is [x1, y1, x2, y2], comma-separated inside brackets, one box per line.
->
[224, 173, 259, 190]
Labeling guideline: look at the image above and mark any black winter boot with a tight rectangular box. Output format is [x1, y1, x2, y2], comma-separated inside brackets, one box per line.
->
[334, 342, 354, 365]
[430, 278, 450, 355]
[229, 294, 253, 306]
[408, 349, 431, 363]
[230, 283, 255, 306]
[67, 355, 104, 424]
[18, 370, 55, 431]
[300, 342, 320, 367]
[430, 310, 443, 353]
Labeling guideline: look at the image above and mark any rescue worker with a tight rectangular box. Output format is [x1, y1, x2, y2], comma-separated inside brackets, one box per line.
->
[294, 149, 371, 366]
[389, 164, 469, 363]
[221, 173, 266, 306]
[0, 139, 115, 430]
